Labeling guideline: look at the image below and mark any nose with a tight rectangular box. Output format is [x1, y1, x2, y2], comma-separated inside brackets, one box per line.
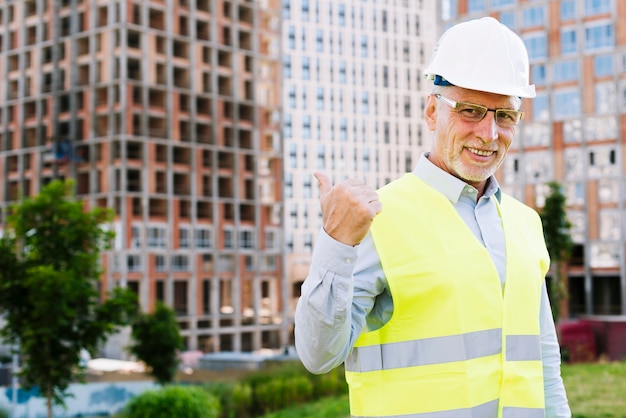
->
[476, 110, 499, 142]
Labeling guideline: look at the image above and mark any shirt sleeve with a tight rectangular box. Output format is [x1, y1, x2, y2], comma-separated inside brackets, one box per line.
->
[294, 229, 384, 374]
[540, 282, 572, 417]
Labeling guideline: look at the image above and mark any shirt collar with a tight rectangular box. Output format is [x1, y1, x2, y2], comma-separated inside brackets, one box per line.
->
[412, 152, 502, 204]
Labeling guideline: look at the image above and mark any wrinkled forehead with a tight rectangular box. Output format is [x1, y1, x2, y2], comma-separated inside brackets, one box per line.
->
[432, 85, 522, 109]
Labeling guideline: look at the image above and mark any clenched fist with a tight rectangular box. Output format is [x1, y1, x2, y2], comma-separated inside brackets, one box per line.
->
[315, 172, 383, 246]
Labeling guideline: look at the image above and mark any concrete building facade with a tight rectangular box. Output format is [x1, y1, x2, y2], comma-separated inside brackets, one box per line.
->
[282, 0, 436, 318]
[0, 0, 287, 355]
[441, 0, 626, 317]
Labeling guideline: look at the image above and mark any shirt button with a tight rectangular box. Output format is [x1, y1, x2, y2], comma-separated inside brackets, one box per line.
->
[344, 258, 353, 264]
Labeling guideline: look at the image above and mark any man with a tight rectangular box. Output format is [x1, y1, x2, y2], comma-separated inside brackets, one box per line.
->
[294, 17, 571, 417]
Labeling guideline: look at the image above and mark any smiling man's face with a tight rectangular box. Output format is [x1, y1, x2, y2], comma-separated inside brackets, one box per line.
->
[424, 86, 521, 195]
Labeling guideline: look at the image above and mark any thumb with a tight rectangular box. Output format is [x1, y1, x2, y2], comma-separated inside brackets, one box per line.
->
[314, 172, 332, 197]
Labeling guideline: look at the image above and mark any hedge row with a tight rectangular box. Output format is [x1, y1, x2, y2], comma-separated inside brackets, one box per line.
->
[118, 362, 348, 418]
[207, 362, 348, 417]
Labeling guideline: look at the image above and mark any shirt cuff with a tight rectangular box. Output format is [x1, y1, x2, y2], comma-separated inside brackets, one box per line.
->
[312, 228, 359, 277]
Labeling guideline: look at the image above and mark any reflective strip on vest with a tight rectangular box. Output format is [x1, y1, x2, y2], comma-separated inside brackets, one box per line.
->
[507, 335, 541, 361]
[351, 399, 497, 417]
[350, 402, 545, 418]
[345, 328, 502, 373]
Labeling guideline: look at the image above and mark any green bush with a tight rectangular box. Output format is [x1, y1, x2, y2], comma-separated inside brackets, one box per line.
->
[201, 362, 348, 417]
[122, 385, 221, 418]
[254, 375, 313, 414]
[205, 381, 253, 418]
[310, 366, 348, 398]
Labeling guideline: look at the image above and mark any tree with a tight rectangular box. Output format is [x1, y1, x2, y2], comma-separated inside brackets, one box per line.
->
[540, 181, 573, 322]
[129, 302, 184, 385]
[0, 180, 138, 418]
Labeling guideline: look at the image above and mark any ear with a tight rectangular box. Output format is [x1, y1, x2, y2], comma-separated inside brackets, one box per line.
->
[424, 94, 437, 131]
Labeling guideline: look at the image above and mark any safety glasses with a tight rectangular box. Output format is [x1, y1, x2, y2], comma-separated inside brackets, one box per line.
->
[433, 93, 524, 129]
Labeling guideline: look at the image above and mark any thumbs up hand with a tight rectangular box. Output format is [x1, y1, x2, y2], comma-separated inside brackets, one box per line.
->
[315, 172, 382, 246]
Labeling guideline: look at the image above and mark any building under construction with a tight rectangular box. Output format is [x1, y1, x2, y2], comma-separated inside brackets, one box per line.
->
[0, 0, 287, 354]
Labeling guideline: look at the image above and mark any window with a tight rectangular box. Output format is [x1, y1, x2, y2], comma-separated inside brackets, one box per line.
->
[265, 230, 278, 249]
[585, 23, 614, 51]
[532, 64, 546, 85]
[598, 179, 619, 204]
[360, 35, 368, 57]
[553, 60, 579, 82]
[599, 209, 620, 241]
[362, 91, 369, 114]
[283, 55, 291, 79]
[524, 34, 547, 60]
[260, 255, 276, 272]
[282, 0, 290, 19]
[301, 0, 309, 20]
[303, 174, 312, 199]
[147, 226, 166, 248]
[595, 82, 617, 114]
[316, 87, 324, 110]
[362, 147, 371, 171]
[315, 29, 323, 52]
[522, 6, 545, 28]
[245, 255, 254, 271]
[302, 115, 311, 139]
[560, 28, 577, 54]
[584, 0, 611, 15]
[339, 61, 346, 84]
[553, 90, 581, 119]
[288, 26, 295, 49]
[492, 0, 514, 7]
[532, 94, 549, 121]
[288, 85, 296, 108]
[179, 227, 190, 248]
[283, 113, 292, 138]
[468, 0, 485, 12]
[522, 123, 550, 147]
[500, 12, 515, 29]
[172, 255, 189, 271]
[202, 279, 211, 314]
[561, 0, 576, 20]
[338, 4, 345, 26]
[587, 146, 618, 178]
[302, 56, 310, 80]
[131, 226, 142, 248]
[340, 118, 347, 142]
[289, 143, 297, 168]
[155, 254, 166, 272]
[195, 228, 211, 248]
[173, 281, 188, 315]
[317, 145, 325, 169]
[564, 119, 583, 143]
[594, 54, 614, 77]
[239, 230, 254, 249]
[127, 254, 142, 272]
[224, 229, 233, 249]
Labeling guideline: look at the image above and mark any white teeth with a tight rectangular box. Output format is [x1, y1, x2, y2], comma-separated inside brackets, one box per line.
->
[468, 147, 494, 157]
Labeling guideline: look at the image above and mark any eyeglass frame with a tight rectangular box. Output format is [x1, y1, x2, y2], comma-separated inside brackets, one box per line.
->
[432, 93, 525, 128]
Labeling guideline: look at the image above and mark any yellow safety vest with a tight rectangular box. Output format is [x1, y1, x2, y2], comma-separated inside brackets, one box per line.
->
[345, 174, 548, 418]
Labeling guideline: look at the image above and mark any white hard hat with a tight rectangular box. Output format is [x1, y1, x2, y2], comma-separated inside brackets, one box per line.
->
[424, 17, 536, 98]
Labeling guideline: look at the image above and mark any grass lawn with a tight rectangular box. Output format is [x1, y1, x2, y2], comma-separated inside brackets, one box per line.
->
[562, 360, 626, 418]
[261, 361, 626, 418]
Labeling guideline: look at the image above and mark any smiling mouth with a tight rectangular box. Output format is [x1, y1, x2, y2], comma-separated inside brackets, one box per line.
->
[466, 147, 495, 157]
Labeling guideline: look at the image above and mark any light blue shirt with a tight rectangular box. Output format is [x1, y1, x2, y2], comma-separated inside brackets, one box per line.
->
[295, 153, 571, 417]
